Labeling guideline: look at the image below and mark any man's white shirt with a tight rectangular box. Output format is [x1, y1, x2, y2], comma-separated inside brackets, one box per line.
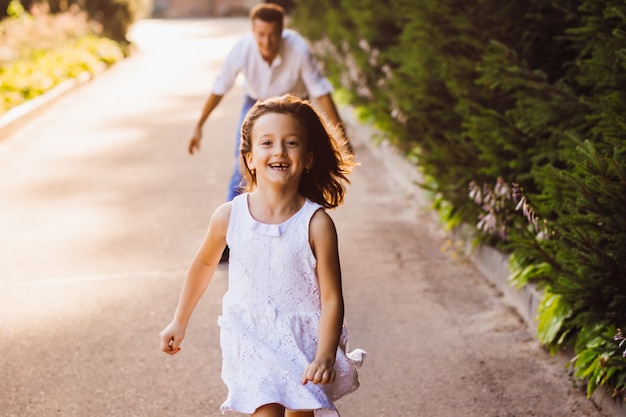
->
[212, 29, 334, 100]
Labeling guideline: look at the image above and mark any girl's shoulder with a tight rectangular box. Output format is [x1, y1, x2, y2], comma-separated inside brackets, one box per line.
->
[308, 207, 338, 256]
[210, 201, 233, 231]
[214, 200, 233, 216]
[308, 205, 335, 234]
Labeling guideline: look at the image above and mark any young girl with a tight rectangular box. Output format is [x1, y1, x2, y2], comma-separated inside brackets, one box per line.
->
[160, 94, 365, 417]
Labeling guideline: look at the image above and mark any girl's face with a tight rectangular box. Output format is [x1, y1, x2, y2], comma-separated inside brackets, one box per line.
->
[245, 113, 313, 188]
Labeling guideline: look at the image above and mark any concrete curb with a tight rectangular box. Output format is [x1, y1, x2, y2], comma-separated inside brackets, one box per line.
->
[0, 71, 95, 141]
[340, 105, 626, 417]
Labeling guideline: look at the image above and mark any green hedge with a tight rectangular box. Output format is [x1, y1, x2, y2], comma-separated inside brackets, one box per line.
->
[291, 0, 626, 400]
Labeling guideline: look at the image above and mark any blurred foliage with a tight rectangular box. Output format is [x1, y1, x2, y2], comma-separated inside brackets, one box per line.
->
[0, 1, 125, 114]
[1, 0, 150, 41]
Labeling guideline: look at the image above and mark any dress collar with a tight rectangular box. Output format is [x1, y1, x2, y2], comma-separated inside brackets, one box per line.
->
[243, 194, 307, 237]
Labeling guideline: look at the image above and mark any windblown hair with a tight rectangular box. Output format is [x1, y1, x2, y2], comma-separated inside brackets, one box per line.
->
[239, 94, 356, 209]
[249, 3, 284, 31]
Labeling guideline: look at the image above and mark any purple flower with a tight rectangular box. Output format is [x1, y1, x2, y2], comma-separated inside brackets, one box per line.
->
[615, 329, 626, 357]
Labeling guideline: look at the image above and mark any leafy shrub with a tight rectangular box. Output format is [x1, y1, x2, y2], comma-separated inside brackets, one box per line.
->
[290, 0, 626, 399]
[526, 137, 626, 399]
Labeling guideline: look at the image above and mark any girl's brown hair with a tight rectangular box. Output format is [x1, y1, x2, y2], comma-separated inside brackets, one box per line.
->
[239, 95, 355, 209]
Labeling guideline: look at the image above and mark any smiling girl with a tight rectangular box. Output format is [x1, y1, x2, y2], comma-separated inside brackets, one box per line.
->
[160, 94, 364, 417]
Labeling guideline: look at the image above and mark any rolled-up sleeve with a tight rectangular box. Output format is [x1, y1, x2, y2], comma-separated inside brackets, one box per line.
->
[300, 48, 334, 98]
[212, 37, 247, 96]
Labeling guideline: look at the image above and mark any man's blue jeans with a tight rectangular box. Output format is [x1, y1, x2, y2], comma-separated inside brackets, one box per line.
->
[226, 95, 257, 201]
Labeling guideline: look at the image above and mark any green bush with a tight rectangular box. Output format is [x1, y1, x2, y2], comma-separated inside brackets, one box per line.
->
[527, 137, 626, 398]
[505, 3, 626, 399]
[291, 0, 626, 399]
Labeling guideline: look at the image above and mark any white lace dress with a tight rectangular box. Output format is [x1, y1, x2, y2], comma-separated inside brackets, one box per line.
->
[219, 194, 365, 416]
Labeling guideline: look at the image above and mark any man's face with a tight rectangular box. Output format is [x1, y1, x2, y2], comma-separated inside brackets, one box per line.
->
[252, 18, 282, 63]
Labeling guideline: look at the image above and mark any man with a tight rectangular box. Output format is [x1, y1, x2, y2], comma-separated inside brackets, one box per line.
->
[188, 2, 347, 201]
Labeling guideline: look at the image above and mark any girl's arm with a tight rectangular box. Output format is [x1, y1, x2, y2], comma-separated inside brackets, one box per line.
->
[302, 209, 345, 385]
[159, 202, 231, 355]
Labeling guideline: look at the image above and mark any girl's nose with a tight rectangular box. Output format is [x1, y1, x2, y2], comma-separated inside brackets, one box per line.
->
[273, 143, 287, 156]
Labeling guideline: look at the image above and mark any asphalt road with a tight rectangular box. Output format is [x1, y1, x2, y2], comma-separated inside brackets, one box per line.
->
[0, 18, 615, 417]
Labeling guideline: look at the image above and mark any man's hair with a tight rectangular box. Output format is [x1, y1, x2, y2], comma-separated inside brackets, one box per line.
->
[264, 0, 293, 14]
[249, 3, 284, 29]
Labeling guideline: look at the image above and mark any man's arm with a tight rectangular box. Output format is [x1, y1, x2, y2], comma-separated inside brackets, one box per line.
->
[188, 93, 224, 155]
[315, 93, 352, 153]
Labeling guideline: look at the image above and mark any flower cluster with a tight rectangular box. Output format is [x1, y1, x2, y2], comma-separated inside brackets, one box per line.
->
[511, 183, 548, 239]
[615, 329, 626, 357]
[469, 177, 511, 239]
[469, 178, 549, 240]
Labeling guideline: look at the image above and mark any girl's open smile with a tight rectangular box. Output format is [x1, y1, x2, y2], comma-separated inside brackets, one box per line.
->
[269, 162, 290, 170]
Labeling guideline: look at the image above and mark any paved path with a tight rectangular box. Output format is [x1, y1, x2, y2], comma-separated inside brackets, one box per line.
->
[0, 18, 614, 417]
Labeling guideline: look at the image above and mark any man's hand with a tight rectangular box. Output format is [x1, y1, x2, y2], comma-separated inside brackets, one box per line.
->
[188, 126, 202, 155]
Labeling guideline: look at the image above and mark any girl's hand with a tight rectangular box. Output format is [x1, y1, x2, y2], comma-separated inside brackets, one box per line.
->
[159, 321, 185, 355]
[301, 358, 336, 385]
